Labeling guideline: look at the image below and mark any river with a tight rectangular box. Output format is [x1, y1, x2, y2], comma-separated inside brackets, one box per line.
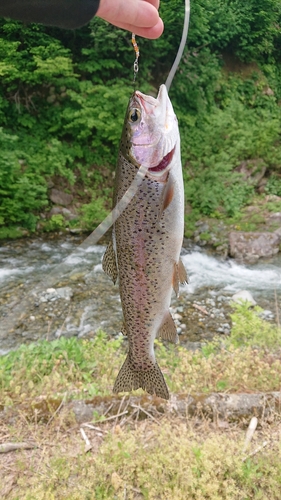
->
[0, 234, 280, 354]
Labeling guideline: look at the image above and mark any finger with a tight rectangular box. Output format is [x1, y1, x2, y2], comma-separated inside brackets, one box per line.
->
[97, 0, 160, 28]
[112, 18, 164, 39]
[143, 0, 160, 10]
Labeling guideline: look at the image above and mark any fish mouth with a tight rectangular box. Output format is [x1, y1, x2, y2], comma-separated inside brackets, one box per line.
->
[148, 146, 175, 173]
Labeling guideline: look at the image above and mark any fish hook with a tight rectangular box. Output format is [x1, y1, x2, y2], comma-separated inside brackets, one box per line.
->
[131, 33, 139, 85]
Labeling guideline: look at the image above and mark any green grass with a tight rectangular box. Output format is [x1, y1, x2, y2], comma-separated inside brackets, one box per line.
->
[229, 302, 281, 349]
[1, 304, 281, 408]
[265, 201, 281, 213]
[1, 305, 281, 499]
[0, 332, 123, 406]
[2, 419, 281, 500]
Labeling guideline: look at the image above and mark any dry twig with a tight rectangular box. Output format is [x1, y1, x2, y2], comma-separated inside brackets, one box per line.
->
[0, 442, 37, 453]
[243, 416, 258, 453]
[46, 392, 67, 426]
[82, 424, 104, 432]
[103, 403, 113, 418]
[80, 427, 92, 453]
[97, 411, 128, 423]
[242, 441, 269, 462]
[193, 303, 209, 315]
[131, 404, 160, 424]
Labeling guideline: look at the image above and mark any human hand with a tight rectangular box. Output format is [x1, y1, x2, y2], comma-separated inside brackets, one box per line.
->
[96, 0, 164, 39]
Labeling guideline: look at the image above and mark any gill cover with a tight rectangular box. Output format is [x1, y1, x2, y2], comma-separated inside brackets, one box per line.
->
[126, 84, 179, 173]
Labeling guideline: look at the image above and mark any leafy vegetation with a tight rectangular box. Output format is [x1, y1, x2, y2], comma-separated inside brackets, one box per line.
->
[1, 302, 281, 499]
[1, 0, 281, 235]
[4, 420, 279, 500]
[1, 304, 281, 406]
[229, 302, 281, 348]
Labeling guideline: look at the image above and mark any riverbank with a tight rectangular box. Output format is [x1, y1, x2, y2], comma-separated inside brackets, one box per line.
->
[2, 411, 281, 499]
[1, 235, 281, 352]
[184, 194, 281, 261]
[4, 190, 281, 262]
[1, 314, 281, 499]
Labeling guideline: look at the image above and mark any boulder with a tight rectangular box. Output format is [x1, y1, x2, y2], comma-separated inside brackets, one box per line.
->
[268, 212, 281, 223]
[49, 206, 63, 216]
[61, 208, 77, 221]
[56, 287, 73, 300]
[38, 286, 73, 303]
[49, 188, 73, 206]
[48, 206, 77, 220]
[231, 290, 256, 306]
[229, 230, 281, 262]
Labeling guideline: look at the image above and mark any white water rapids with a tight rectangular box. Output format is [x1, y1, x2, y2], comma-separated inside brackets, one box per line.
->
[1, 236, 281, 297]
[181, 250, 281, 296]
[0, 236, 280, 354]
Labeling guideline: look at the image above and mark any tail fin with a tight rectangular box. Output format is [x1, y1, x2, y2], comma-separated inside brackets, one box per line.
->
[113, 355, 169, 400]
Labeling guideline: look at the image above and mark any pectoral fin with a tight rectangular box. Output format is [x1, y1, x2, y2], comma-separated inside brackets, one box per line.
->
[173, 259, 188, 297]
[102, 240, 118, 284]
[157, 311, 178, 344]
[159, 174, 174, 218]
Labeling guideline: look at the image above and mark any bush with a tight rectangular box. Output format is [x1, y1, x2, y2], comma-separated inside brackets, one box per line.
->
[1, 1, 281, 232]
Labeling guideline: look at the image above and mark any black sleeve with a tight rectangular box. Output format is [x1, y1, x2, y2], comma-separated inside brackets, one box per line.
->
[0, 0, 100, 29]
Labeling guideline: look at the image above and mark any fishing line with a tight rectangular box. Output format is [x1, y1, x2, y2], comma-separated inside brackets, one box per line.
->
[79, 164, 147, 250]
[0, 164, 148, 335]
[81, 33, 142, 249]
[131, 33, 139, 86]
[0, 2, 190, 335]
[80, 34, 142, 250]
[0, 32, 146, 335]
[165, 0, 190, 92]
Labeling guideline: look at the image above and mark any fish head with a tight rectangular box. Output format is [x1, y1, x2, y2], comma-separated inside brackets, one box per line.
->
[120, 84, 179, 181]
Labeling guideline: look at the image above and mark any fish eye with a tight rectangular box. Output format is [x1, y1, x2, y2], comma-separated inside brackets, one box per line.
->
[129, 108, 141, 123]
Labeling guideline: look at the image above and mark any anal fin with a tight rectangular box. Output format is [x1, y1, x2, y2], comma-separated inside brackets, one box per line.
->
[113, 354, 169, 400]
[157, 311, 178, 344]
[173, 259, 188, 296]
[102, 240, 118, 284]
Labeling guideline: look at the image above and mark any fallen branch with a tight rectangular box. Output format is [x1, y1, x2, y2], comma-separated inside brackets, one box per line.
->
[192, 303, 209, 315]
[5, 391, 281, 426]
[0, 442, 37, 453]
[70, 391, 281, 424]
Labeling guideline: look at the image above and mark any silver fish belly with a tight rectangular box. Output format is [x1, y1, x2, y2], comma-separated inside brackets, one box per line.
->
[102, 84, 187, 399]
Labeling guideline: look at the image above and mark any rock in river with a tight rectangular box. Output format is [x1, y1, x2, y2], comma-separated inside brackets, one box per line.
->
[229, 230, 281, 262]
[39, 286, 73, 303]
[231, 290, 257, 306]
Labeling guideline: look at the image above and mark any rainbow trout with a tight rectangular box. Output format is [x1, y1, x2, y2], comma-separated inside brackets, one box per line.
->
[102, 84, 187, 400]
